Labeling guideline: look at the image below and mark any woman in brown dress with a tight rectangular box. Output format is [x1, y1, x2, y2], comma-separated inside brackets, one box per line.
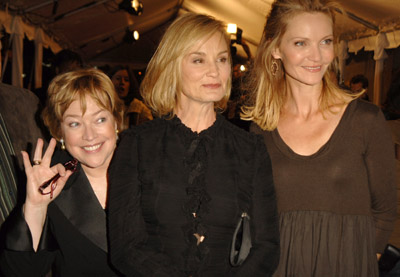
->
[243, 0, 397, 276]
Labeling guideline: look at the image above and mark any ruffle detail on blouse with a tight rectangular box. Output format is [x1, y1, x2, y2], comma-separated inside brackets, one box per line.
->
[169, 115, 221, 276]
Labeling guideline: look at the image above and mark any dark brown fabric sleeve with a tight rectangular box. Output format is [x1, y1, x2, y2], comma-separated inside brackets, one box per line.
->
[364, 109, 397, 253]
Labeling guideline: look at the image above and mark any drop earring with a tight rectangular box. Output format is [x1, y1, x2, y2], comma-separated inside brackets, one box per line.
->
[60, 138, 66, 150]
[271, 60, 279, 76]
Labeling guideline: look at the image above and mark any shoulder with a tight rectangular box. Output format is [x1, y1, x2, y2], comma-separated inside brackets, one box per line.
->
[0, 83, 39, 105]
[120, 117, 166, 138]
[218, 116, 266, 153]
[220, 116, 256, 139]
[352, 99, 381, 114]
[347, 99, 385, 124]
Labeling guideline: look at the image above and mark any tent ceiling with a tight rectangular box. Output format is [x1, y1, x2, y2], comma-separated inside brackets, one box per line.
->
[1, 0, 399, 67]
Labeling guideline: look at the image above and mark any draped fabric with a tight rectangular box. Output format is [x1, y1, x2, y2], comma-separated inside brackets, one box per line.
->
[0, 113, 17, 225]
[34, 28, 45, 89]
[337, 40, 349, 84]
[373, 33, 390, 106]
[10, 16, 23, 88]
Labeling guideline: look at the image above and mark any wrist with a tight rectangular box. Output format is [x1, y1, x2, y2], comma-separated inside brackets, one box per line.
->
[23, 202, 48, 218]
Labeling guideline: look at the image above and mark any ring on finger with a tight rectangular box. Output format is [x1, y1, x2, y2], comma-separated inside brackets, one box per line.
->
[33, 160, 41, 165]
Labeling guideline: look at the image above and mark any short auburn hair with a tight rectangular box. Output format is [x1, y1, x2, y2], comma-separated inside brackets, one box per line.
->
[42, 68, 125, 140]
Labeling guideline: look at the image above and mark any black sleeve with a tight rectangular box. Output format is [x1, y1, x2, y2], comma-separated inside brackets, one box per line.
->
[107, 129, 183, 277]
[0, 206, 58, 276]
[231, 137, 280, 276]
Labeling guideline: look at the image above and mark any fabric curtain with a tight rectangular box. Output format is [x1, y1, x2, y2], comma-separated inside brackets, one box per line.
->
[337, 40, 349, 85]
[10, 16, 23, 88]
[34, 28, 44, 89]
[373, 33, 389, 106]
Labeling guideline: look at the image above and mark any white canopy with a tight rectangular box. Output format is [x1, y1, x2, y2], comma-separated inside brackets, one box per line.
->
[0, 0, 399, 103]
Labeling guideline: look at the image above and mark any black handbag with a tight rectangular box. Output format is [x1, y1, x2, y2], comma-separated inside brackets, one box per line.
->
[379, 244, 400, 273]
[230, 212, 252, 266]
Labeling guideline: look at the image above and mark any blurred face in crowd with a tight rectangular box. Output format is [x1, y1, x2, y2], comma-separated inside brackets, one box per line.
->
[350, 82, 364, 93]
[111, 69, 130, 98]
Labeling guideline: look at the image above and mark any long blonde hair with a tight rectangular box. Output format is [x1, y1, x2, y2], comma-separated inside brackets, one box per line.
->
[140, 13, 232, 117]
[242, 0, 356, 131]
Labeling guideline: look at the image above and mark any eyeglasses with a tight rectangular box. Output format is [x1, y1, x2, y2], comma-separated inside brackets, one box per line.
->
[38, 159, 78, 199]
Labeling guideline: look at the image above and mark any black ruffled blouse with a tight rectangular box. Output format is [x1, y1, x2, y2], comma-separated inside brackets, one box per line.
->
[108, 114, 280, 276]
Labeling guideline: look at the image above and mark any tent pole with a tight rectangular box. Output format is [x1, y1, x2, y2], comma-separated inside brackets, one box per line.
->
[335, 8, 379, 32]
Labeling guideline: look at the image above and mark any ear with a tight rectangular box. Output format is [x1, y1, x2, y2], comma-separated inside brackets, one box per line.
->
[271, 47, 282, 60]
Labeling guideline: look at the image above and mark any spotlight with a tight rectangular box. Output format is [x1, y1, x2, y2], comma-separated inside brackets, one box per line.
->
[123, 28, 140, 43]
[227, 23, 243, 45]
[227, 23, 237, 34]
[133, 30, 139, 41]
[119, 0, 143, 16]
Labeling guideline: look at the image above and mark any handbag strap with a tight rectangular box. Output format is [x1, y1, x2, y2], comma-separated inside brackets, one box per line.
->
[230, 212, 252, 267]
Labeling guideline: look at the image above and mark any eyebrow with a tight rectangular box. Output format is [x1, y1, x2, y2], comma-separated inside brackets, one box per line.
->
[63, 109, 106, 119]
[289, 34, 333, 40]
[188, 50, 229, 56]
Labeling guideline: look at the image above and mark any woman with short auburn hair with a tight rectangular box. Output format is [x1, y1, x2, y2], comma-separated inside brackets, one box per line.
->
[1, 68, 125, 276]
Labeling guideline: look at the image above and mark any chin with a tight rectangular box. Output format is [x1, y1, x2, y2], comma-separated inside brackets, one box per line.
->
[82, 160, 106, 169]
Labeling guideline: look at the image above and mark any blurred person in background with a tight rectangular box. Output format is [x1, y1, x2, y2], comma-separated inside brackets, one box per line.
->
[108, 65, 152, 127]
[350, 74, 369, 101]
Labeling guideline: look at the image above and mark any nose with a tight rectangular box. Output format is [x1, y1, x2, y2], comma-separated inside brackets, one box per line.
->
[82, 124, 97, 141]
[206, 61, 219, 77]
[308, 44, 322, 62]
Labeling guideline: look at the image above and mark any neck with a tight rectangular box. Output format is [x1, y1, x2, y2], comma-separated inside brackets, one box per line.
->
[81, 163, 108, 180]
[284, 79, 323, 118]
[175, 103, 216, 133]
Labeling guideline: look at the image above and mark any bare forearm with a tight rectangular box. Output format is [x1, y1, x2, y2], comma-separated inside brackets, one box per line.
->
[23, 203, 48, 251]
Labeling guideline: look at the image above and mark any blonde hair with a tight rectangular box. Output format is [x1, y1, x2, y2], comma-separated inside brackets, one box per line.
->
[42, 68, 125, 140]
[140, 13, 232, 117]
[242, 0, 356, 130]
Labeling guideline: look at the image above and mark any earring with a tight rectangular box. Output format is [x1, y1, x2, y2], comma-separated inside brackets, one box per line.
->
[271, 60, 279, 76]
[60, 138, 66, 150]
[115, 129, 119, 140]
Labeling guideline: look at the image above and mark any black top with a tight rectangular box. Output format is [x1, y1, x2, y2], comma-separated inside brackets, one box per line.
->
[107, 114, 280, 277]
[0, 150, 121, 277]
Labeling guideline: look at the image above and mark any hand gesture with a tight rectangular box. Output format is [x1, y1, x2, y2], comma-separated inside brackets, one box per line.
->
[22, 138, 73, 209]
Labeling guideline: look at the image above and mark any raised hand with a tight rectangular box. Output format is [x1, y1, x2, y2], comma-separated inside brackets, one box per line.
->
[22, 138, 73, 207]
[22, 138, 74, 250]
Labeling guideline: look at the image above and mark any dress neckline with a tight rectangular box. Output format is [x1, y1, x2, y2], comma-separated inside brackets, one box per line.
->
[170, 113, 223, 139]
[272, 100, 356, 160]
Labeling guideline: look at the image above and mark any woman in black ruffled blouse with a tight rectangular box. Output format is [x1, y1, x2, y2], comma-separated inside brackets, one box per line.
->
[107, 13, 280, 276]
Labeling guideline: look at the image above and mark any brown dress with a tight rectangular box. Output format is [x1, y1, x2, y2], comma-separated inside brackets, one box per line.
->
[251, 99, 397, 277]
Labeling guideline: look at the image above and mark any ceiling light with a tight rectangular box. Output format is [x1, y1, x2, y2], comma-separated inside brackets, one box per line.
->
[227, 24, 237, 34]
[123, 28, 140, 43]
[119, 0, 143, 16]
[133, 30, 139, 41]
[227, 24, 243, 45]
